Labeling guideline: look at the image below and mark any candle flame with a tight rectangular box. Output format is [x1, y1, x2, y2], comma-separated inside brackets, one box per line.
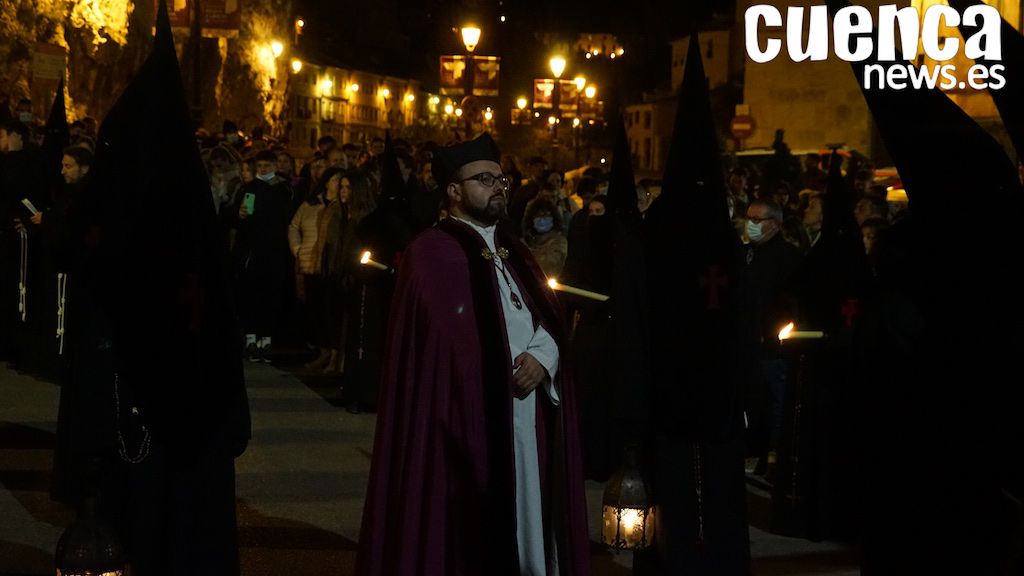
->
[621, 508, 642, 530]
[360, 251, 372, 264]
[778, 322, 795, 341]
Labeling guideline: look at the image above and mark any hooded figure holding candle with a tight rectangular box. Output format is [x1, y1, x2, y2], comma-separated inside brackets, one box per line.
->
[357, 132, 591, 576]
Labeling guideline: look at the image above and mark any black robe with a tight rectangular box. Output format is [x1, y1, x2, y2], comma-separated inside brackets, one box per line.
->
[51, 5, 251, 573]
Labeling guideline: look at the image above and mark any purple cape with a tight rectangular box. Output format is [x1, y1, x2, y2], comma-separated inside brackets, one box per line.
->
[357, 218, 591, 575]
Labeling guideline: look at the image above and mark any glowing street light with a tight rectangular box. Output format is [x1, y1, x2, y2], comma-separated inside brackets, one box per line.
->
[444, 103, 455, 115]
[549, 55, 566, 79]
[348, 82, 359, 93]
[290, 59, 303, 73]
[618, 47, 625, 56]
[455, 107, 464, 117]
[548, 116, 557, 125]
[574, 76, 587, 91]
[380, 87, 391, 98]
[572, 117, 581, 127]
[461, 26, 482, 52]
[271, 40, 284, 58]
[517, 97, 528, 110]
[484, 110, 493, 121]
[319, 78, 333, 94]
[431, 96, 441, 105]
[405, 93, 416, 102]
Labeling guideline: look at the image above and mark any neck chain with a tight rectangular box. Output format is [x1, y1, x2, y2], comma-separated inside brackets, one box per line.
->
[482, 247, 523, 310]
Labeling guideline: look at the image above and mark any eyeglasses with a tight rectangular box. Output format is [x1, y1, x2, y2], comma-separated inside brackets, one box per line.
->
[459, 172, 511, 190]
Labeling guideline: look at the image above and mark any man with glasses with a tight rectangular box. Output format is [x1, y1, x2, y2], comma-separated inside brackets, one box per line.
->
[739, 199, 802, 480]
[358, 133, 591, 576]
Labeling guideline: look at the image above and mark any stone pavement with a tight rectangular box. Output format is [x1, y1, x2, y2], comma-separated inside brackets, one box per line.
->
[0, 359, 857, 575]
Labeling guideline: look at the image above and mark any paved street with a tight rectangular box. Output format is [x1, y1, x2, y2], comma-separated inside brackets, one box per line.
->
[0, 359, 857, 575]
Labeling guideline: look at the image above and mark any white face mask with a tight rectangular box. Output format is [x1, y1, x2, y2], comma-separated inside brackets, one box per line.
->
[256, 172, 276, 182]
[746, 219, 766, 243]
[18, 112, 32, 123]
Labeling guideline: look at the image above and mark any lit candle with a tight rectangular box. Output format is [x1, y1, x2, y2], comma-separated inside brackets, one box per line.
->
[547, 278, 610, 302]
[360, 251, 389, 271]
[778, 322, 824, 341]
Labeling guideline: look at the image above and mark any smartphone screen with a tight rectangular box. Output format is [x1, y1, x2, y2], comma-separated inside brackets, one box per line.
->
[242, 192, 255, 214]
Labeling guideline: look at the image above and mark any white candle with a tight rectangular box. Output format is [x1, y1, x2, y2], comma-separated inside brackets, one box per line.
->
[778, 322, 824, 340]
[360, 251, 389, 271]
[547, 278, 610, 302]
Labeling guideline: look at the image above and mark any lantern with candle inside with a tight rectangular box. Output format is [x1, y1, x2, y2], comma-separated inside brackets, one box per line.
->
[55, 495, 126, 576]
[602, 445, 655, 550]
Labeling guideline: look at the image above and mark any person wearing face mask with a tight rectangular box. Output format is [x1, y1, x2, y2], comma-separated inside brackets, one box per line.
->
[522, 198, 568, 278]
[235, 150, 294, 363]
[15, 98, 34, 126]
[738, 199, 802, 480]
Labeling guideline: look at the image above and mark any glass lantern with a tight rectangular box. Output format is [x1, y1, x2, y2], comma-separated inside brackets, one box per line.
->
[55, 496, 126, 576]
[602, 444, 655, 550]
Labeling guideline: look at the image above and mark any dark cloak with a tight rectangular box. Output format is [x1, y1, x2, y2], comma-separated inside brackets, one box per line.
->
[772, 150, 873, 540]
[356, 218, 591, 576]
[642, 33, 750, 574]
[22, 80, 70, 379]
[50, 1, 250, 573]
[827, 0, 1024, 572]
[347, 133, 417, 410]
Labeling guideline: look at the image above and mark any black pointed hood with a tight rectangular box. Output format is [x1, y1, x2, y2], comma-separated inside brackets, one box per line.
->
[38, 78, 70, 198]
[644, 32, 743, 443]
[85, 0, 248, 451]
[358, 131, 417, 264]
[949, 0, 1024, 162]
[824, 0, 1019, 217]
[42, 78, 69, 159]
[605, 106, 639, 221]
[379, 130, 405, 203]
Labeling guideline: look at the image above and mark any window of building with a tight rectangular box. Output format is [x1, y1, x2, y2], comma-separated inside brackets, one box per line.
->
[643, 138, 652, 169]
[643, 111, 651, 129]
[309, 127, 318, 150]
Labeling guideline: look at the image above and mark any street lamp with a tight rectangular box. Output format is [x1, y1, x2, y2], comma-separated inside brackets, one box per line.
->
[271, 40, 284, 59]
[549, 56, 566, 79]
[460, 25, 481, 138]
[517, 96, 528, 110]
[291, 59, 302, 73]
[549, 56, 567, 168]
[461, 26, 481, 53]
[585, 84, 597, 99]
[574, 75, 587, 92]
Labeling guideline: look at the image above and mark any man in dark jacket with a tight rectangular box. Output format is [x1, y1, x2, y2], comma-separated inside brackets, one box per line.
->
[235, 149, 293, 362]
[739, 198, 802, 476]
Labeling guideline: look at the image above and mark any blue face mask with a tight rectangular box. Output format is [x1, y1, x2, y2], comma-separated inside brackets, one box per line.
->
[256, 172, 276, 182]
[533, 216, 554, 234]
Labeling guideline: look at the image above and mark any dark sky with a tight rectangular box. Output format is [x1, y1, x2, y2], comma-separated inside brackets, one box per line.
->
[293, 0, 735, 102]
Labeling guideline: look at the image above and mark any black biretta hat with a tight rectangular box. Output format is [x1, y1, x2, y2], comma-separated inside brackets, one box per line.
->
[431, 132, 501, 186]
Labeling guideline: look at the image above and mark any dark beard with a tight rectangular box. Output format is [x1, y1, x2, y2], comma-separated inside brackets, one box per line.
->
[461, 195, 506, 226]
